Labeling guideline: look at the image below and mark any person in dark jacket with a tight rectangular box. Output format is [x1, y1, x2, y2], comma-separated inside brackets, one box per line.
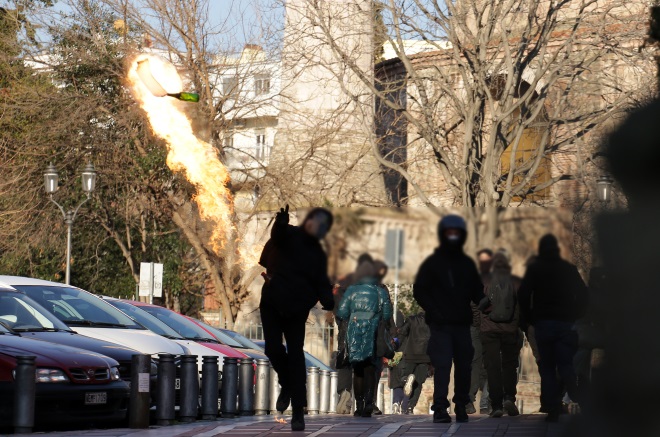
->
[333, 253, 374, 415]
[480, 249, 523, 418]
[259, 205, 335, 431]
[336, 261, 393, 417]
[398, 312, 431, 414]
[518, 234, 588, 422]
[413, 214, 490, 424]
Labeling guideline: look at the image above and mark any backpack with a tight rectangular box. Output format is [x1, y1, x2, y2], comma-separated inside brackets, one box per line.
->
[405, 315, 430, 356]
[487, 279, 516, 323]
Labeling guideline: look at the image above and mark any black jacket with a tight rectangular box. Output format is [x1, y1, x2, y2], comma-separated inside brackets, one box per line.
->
[518, 238, 588, 326]
[259, 220, 334, 314]
[413, 246, 485, 327]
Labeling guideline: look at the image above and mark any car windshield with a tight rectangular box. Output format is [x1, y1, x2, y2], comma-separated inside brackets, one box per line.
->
[106, 300, 183, 339]
[194, 321, 244, 348]
[136, 306, 216, 342]
[13, 285, 144, 329]
[0, 291, 72, 332]
[220, 328, 264, 350]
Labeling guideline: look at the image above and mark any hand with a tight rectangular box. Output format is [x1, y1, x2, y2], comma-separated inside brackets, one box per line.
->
[477, 296, 491, 313]
[275, 204, 289, 225]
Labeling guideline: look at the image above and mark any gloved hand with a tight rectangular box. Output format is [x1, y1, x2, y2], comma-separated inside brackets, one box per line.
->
[275, 204, 289, 225]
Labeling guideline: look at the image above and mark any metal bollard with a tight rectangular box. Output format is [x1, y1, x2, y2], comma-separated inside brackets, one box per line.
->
[201, 356, 219, 420]
[306, 366, 320, 415]
[13, 356, 35, 434]
[254, 359, 270, 415]
[377, 379, 385, 413]
[156, 354, 176, 426]
[129, 354, 151, 428]
[269, 365, 281, 413]
[319, 370, 330, 414]
[220, 357, 238, 418]
[238, 358, 255, 416]
[329, 371, 338, 414]
[179, 355, 199, 422]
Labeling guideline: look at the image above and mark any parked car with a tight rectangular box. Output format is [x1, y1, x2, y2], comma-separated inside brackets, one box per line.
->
[0, 276, 188, 358]
[0, 324, 130, 429]
[184, 317, 268, 361]
[252, 340, 334, 372]
[0, 285, 151, 381]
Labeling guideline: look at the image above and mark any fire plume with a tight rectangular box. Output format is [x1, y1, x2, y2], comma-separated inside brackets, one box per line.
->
[127, 54, 234, 252]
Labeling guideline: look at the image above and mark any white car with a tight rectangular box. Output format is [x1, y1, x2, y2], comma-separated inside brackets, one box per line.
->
[0, 276, 188, 358]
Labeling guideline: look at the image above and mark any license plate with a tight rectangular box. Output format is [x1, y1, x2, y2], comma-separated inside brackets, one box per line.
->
[85, 392, 107, 405]
[175, 378, 180, 390]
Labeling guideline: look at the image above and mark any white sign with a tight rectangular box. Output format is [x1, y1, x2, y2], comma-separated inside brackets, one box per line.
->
[153, 263, 163, 298]
[138, 373, 150, 393]
[138, 262, 152, 297]
[139, 262, 164, 298]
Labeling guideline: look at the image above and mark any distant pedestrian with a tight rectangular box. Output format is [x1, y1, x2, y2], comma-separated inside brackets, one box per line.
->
[333, 253, 374, 414]
[518, 234, 588, 422]
[336, 261, 393, 417]
[413, 214, 490, 423]
[398, 311, 431, 414]
[480, 249, 523, 418]
[259, 205, 335, 431]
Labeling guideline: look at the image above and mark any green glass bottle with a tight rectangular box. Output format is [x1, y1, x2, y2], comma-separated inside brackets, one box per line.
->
[167, 92, 199, 102]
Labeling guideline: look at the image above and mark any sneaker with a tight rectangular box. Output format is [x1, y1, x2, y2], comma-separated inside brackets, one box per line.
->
[490, 408, 504, 418]
[433, 410, 452, 423]
[392, 403, 401, 414]
[503, 400, 520, 416]
[336, 390, 352, 415]
[454, 404, 468, 423]
[372, 405, 383, 415]
[403, 374, 416, 397]
[291, 409, 305, 431]
[404, 407, 414, 415]
[465, 401, 477, 414]
[276, 387, 291, 413]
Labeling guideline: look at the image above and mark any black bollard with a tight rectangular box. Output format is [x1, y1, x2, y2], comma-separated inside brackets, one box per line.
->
[201, 356, 219, 420]
[13, 356, 36, 434]
[238, 358, 255, 416]
[178, 355, 199, 423]
[129, 354, 151, 428]
[220, 357, 238, 418]
[155, 354, 176, 426]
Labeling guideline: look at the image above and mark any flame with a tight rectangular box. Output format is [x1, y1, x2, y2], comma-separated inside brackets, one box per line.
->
[274, 416, 287, 424]
[127, 54, 234, 252]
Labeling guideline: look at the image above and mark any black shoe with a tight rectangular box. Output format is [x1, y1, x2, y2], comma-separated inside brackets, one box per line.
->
[372, 405, 383, 415]
[490, 408, 504, 418]
[404, 407, 414, 415]
[455, 404, 468, 423]
[503, 400, 520, 416]
[354, 397, 364, 417]
[276, 387, 291, 413]
[433, 410, 452, 423]
[291, 409, 305, 431]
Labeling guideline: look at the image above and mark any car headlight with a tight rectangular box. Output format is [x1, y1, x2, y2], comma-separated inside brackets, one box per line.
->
[110, 367, 121, 381]
[35, 368, 69, 383]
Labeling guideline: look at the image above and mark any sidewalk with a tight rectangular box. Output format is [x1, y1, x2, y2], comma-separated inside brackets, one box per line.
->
[8, 413, 568, 437]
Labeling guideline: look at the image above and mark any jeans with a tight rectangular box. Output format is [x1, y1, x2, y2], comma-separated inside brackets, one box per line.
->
[534, 320, 579, 413]
[469, 326, 490, 410]
[427, 324, 474, 411]
[260, 306, 309, 410]
[481, 330, 523, 409]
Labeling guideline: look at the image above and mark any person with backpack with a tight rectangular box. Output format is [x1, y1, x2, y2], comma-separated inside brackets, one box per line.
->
[413, 214, 490, 423]
[398, 311, 431, 414]
[518, 234, 588, 422]
[336, 260, 393, 417]
[480, 249, 524, 418]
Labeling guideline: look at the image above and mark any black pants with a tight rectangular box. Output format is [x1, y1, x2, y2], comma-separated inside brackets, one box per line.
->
[336, 320, 353, 394]
[481, 330, 523, 409]
[427, 324, 473, 411]
[469, 326, 489, 409]
[353, 360, 375, 407]
[260, 306, 309, 411]
[399, 361, 429, 410]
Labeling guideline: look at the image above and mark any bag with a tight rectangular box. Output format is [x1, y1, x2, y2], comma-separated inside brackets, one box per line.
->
[335, 319, 350, 368]
[376, 319, 395, 359]
[488, 278, 516, 323]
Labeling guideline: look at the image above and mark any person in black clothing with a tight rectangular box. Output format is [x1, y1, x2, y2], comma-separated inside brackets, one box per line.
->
[398, 312, 431, 414]
[413, 214, 490, 424]
[259, 205, 335, 431]
[518, 234, 588, 423]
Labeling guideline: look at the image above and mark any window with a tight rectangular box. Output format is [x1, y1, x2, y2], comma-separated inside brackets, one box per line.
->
[254, 74, 270, 95]
[222, 131, 234, 149]
[222, 75, 239, 97]
[255, 130, 270, 160]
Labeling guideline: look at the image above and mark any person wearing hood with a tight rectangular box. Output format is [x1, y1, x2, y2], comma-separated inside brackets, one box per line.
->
[480, 249, 523, 418]
[413, 214, 490, 424]
[518, 234, 588, 422]
[258, 205, 335, 431]
[336, 260, 393, 417]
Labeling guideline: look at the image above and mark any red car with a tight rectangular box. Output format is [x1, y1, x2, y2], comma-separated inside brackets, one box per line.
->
[0, 325, 129, 429]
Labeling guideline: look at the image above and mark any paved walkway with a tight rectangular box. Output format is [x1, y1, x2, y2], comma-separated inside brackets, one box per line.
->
[8, 414, 568, 437]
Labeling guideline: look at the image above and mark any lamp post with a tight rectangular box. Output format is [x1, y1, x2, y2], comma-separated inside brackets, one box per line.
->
[596, 174, 614, 203]
[44, 162, 97, 285]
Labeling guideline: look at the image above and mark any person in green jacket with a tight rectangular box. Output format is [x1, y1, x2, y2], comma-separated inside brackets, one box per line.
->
[337, 261, 393, 417]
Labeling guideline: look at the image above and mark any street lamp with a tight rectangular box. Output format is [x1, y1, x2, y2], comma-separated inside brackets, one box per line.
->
[44, 162, 97, 284]
[596, 174, 614, 203]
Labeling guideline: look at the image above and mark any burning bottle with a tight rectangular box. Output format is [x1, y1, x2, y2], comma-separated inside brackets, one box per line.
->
[136, 58, 199, 103]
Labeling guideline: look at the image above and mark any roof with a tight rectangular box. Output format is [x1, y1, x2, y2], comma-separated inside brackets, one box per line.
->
[0, 275, 77, 288]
